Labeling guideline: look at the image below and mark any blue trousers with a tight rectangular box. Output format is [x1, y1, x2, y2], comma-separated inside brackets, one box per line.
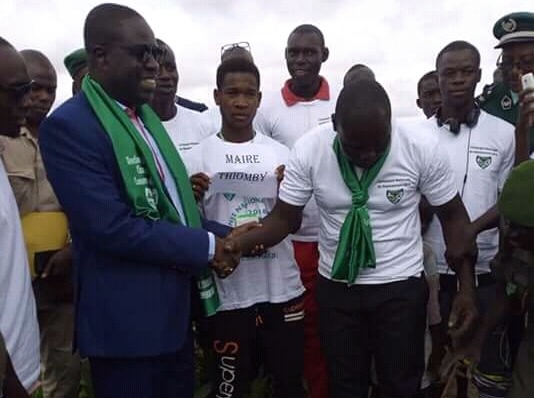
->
[89, 337, 193, 398]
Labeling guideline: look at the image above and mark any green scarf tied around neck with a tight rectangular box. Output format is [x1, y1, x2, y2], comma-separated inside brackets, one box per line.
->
[331, 135, 390, 284]
[82, 76, 199, 227]
[82, 76, 220, 316]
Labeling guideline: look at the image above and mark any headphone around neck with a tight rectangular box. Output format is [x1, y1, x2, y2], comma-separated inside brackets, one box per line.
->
[436, 105, 480, 134]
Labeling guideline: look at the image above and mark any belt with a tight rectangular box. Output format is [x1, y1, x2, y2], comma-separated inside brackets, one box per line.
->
[440, 273, 496, 291]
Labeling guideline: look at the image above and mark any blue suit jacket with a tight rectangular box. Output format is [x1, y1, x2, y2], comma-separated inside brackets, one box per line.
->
[39, 93, 228, 358]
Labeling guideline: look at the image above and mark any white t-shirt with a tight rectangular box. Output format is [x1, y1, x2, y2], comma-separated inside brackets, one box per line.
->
[187, 134, 304, 311]
[255, 83, 340, 242]
[0, 158, 40, 391]
[418, 111, 515, 274]
[163, 105, 216, 166]
[278, 121, 458, 284]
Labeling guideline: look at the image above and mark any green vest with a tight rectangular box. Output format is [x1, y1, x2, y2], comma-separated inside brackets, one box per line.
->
[477, 82, 534, 153]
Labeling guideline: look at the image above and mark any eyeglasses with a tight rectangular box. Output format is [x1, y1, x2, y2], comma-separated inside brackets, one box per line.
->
[0, 80, 33, 100]
[220, 41, 251, 56]
[496, 53, 534, 72]
[119, 44, 166, 64]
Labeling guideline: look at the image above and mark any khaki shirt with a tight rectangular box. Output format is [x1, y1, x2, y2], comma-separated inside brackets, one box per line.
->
[0, 127, 60, 216]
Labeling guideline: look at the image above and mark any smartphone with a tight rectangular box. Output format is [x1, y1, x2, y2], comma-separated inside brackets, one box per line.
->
[521, 72, 534, 90]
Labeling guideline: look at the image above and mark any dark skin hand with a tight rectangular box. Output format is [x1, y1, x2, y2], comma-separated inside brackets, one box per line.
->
[430, 194, 479, 338]
[228, 198, 303, 259]
[41, 244, 72, 278]
[210, 221, 263, 278]
[190, 172, 210, 202]
[439, 282, 510, 380]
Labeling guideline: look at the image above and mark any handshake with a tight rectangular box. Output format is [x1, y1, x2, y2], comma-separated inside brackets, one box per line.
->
[210, 221, 263, 278]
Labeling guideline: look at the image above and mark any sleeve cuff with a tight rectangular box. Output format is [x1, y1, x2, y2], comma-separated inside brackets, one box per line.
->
[207, 231, 216, 262]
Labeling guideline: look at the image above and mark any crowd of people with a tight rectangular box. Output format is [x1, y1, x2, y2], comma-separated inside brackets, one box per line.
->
[1, 3, 534, 398]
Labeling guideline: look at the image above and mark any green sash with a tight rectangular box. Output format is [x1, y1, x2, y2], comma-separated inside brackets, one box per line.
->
[331, 135, 389, 284]
[82, 76, 219, 315]
[82, 76, 199, 226]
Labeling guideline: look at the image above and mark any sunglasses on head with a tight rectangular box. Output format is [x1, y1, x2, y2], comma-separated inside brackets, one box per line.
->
[0, 80, 33, 99]
[120, 44, 166, 64]
[220, 41, 251, 56]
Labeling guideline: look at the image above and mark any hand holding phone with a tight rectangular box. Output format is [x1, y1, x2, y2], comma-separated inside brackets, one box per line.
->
[521, 72, 534, 91]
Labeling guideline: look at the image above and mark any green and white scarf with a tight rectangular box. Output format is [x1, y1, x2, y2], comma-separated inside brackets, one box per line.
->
[331, 135, 389, 284]
[82, 76, 219, 315]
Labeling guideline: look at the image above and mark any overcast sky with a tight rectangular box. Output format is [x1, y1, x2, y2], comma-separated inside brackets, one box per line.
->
[3, 1, 532, 116]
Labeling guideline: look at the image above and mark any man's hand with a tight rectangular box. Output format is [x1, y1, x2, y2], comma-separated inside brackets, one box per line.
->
[448, 291, 478, 340]
[190, 172, 210, 202]
[228, 221, 265, 256]
[275, 164, 285, 187]
[41, 245, 72, 278]
[228, 221, 262, 238]
[439, 324, 483, 382]
[444, 225, 477, 272]
[211, 236, 241, 278]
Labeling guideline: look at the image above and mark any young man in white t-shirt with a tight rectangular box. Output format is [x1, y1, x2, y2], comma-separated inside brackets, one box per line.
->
[187, 58, 305, 398]
[0, 37, 40, 398]
[149, 39, 213, 163]
[253, 25, 337, 398]
[420, 41, 516, 397]
[230, 80, 478, 398]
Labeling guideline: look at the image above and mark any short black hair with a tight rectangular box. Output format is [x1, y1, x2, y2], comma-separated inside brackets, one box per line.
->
[436, 40, 480, 69]
[20, 49, 55, 70]
[216, 58, 260, 90]
[343, 64, 376, 86]
[335, 80, 391, 128]
[156, 38, 167, 48]
[84, 3, 142, 57]
[289, 24, 325, 47]
[0, 37, 13, 48]
[417, 70, 438, 96]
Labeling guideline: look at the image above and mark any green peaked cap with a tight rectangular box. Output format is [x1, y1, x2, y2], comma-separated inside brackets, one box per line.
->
[493, 12, 534, 48]
[64, 48, 87, 78]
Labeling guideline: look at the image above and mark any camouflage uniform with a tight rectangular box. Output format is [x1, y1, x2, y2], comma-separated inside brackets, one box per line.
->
[493, 160, 534, 398]
[491, 237, 534, 398]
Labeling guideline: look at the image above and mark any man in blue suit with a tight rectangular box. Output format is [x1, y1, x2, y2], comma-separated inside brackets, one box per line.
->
[39, 4, 243, 398]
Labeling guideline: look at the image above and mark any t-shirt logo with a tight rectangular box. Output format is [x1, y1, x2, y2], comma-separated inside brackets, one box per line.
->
[386, 189, 404, 204]
[501, 95, 512, 110]
[476, 155, 492, 169]
[223, 193, 236, 201]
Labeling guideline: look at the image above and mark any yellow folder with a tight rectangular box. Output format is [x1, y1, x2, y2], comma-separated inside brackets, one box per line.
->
[20, 212, 69, 278]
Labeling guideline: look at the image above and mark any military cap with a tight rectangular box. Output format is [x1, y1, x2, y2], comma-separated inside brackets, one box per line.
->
[498, 160, 534, 227]
[63, 48, 87, 78]
[493, 12, 534, 48]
